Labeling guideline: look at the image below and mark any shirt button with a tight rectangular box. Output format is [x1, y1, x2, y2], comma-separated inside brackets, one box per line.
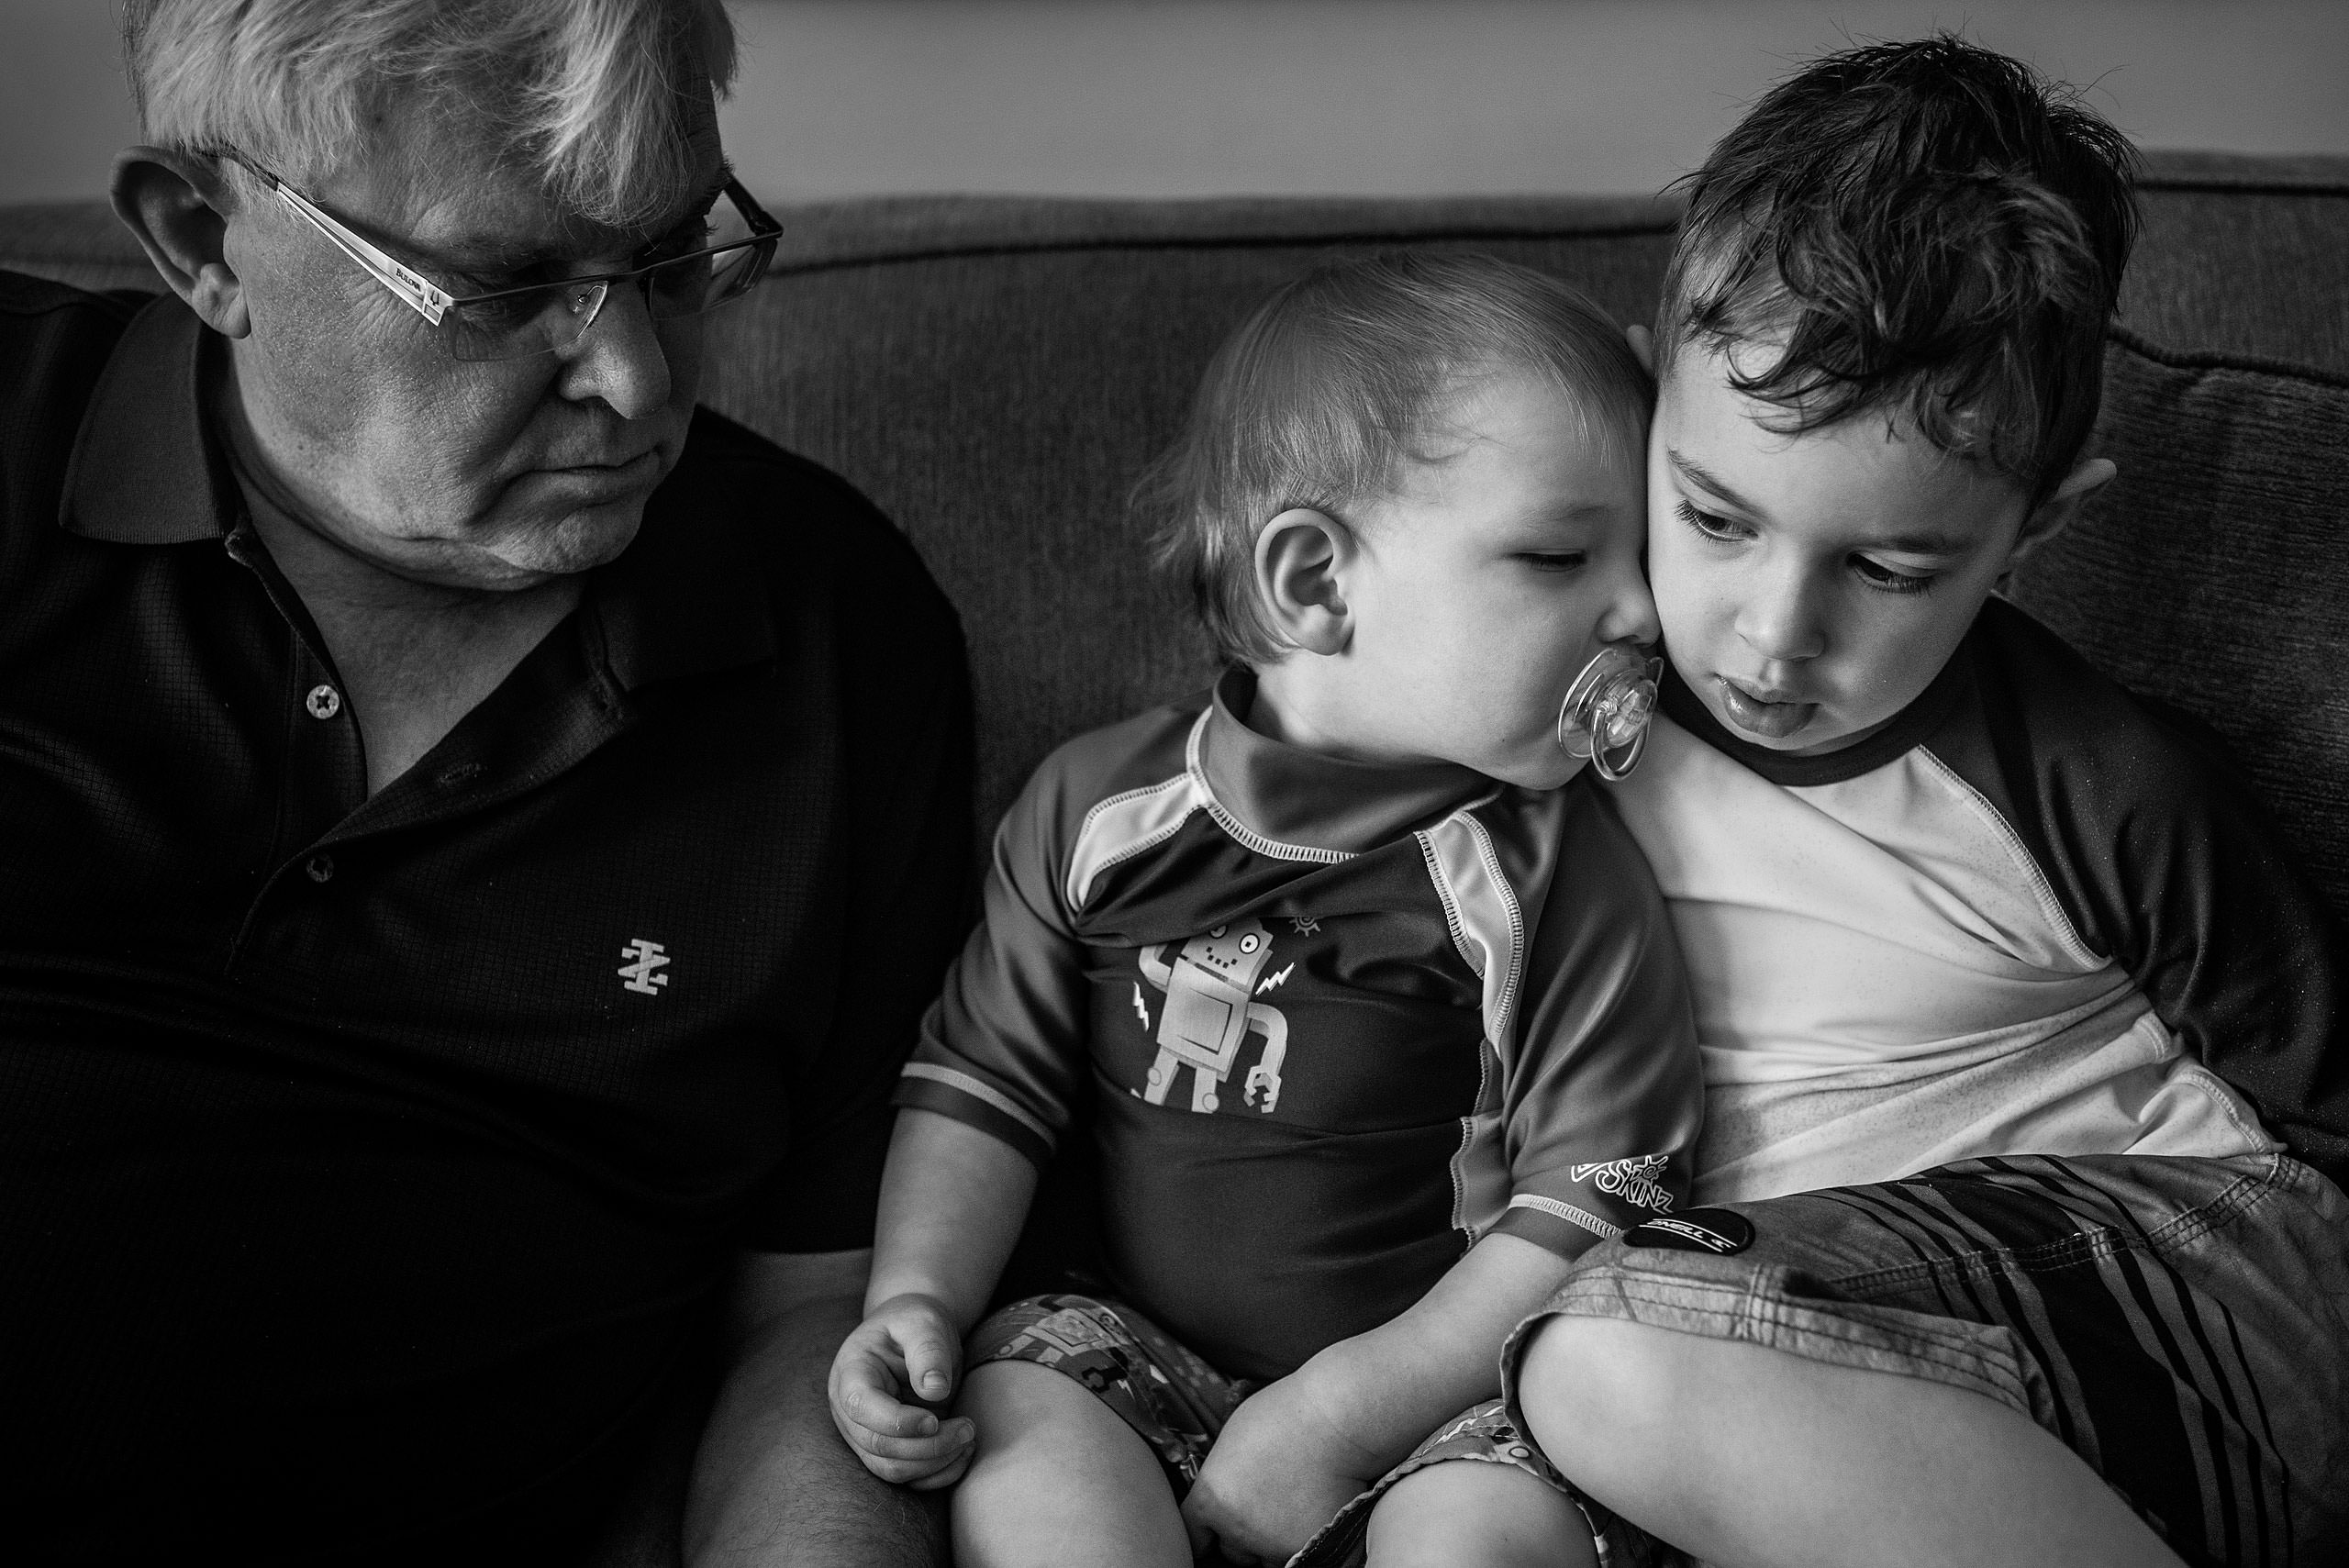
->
[306, 854, 335, 884]
[306, 684, 341, 719]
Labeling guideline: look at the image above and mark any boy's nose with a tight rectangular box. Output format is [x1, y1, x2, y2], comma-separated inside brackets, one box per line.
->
[1734, 569, 1827, 663]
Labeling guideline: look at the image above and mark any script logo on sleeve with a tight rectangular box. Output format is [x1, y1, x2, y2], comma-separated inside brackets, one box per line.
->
[1568, 1153, 1674, 1213]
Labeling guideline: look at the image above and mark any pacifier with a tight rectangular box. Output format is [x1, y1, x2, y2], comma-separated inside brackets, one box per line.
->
[1556, 643, 1664, 781]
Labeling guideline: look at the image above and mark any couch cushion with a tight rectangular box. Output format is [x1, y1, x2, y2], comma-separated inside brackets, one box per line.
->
[2007, 330, 2349, 914]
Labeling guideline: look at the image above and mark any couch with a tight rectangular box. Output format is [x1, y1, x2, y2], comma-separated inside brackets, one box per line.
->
[5, 147, 2343, 1562]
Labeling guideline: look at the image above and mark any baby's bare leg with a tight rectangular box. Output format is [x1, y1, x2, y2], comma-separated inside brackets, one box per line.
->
[952, 1360, 1190, 1568]
[1364, 1459, 1598, 1568]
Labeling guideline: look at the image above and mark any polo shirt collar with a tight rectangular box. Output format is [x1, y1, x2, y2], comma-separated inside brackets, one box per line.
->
[60, 294, 232, 545]
[58, 294, 774, 690]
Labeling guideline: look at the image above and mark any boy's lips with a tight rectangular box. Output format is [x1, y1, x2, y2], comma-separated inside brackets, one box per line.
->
[1714, 675, 1818, 740]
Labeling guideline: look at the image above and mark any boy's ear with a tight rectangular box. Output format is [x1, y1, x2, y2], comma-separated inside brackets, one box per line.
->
[1254, 507, 1353, 657]
[2004, 456, 2116, 574]
[1624, 324, 1656, 377]
[111, 146, 250, 338]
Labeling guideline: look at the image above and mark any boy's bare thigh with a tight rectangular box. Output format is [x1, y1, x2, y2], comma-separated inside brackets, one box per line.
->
[1500, 1151, 2349, 1568]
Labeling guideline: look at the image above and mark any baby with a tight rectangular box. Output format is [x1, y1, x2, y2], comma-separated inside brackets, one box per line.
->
[829, 252, 1701, 1568]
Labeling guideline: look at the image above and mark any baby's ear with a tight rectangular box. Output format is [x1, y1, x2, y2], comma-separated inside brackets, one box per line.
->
[2007, 457, 2116, 573]
[1254, 507, 1353, 656]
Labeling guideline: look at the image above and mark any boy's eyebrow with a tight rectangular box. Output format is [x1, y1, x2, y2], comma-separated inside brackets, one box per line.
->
[1874, 529, 1976, 556]
[1665, 450, 1764, 517]
[1668, 449, 1974, 555]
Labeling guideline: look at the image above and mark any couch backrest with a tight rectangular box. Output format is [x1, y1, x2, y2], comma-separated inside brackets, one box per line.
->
[6, 152, 2345, 919]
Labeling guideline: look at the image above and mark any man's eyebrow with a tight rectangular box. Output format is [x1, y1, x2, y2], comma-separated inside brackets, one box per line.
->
[1665, 449, 1765, 517]
[423, 165, 736, 272]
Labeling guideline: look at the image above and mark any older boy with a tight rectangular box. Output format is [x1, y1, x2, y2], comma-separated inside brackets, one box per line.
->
[1503, 36, 2348, 1568]
[829, 254, 1703, 1568]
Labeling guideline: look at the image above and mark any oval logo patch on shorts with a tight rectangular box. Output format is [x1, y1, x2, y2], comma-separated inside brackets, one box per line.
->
[1624, 1208, 1754, 1255]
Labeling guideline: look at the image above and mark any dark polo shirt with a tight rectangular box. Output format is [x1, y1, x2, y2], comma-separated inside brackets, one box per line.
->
[0, 275, 973, 1562]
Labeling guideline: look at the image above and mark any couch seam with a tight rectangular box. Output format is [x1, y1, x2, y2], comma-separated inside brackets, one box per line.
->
[759, 221, 1678, 280]
[2108, 321, 2349, 390]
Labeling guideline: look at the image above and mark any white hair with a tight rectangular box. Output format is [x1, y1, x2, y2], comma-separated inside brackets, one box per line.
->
[123, 0, 740, 228]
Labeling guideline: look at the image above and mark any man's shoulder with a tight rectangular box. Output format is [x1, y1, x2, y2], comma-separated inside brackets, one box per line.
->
[0, 270, 148, 327]
[0, 273, 155, 497]
[654, 406, 962, 655]
[0, 272, 150, 386]
[665, 407, 933, 580]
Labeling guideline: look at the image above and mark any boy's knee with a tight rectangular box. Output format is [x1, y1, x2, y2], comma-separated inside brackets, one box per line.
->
[1364, 1460, 1596, 1568]
[1513, 1314, 1696, 1484]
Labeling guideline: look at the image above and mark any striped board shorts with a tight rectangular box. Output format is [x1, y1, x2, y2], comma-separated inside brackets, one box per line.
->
[1499, 1151, 2349, 1568]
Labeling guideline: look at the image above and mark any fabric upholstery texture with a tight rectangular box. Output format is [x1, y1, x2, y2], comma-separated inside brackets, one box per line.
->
[5, 150, 2342, 920]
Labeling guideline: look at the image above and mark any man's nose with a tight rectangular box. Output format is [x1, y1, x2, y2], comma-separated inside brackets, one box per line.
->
[556, 279, 673, 419]
[1734, 561, 1828, 663]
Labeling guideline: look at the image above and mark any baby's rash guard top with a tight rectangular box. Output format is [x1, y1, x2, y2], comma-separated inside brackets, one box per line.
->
[896, 671, 1701, 1381]
[1615, 596, 2347, 1207]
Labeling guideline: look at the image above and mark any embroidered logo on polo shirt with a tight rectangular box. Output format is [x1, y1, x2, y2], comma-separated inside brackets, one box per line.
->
[618, 938, 672, 995]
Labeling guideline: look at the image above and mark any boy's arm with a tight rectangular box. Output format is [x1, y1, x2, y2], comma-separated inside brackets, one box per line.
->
[1963, 606, 2349, 1181]
[1186, 790, 1704, 1562]
[1182, 1231, 1583, 1562]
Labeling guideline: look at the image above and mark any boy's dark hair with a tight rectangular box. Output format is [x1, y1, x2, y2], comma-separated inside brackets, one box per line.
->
[1660, 34, 2140, 493]
[1139, 251, 1650, 668]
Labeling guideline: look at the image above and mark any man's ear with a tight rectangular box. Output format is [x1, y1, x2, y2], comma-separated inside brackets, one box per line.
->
[1253, 507, 1354, 657]
[2005, 456, 2115, 574]
[1625, 323, 1656, 377]
[111, 147, 250, 338]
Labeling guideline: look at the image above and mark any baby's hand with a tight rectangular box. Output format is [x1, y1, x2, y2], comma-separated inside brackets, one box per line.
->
[826, 1293, 976, 1488]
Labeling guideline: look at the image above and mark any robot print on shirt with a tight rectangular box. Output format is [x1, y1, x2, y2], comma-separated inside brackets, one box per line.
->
[1132, 916, 1291, 1114]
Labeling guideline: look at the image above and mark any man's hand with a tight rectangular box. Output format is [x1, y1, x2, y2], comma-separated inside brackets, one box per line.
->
[1179, 1370, 1381, 1566]
[826, 1293, 976, 1488]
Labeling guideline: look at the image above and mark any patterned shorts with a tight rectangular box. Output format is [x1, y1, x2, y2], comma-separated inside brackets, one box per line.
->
[1499, 1152, 2349, 1568]
[967, 1293, 1632, 1568]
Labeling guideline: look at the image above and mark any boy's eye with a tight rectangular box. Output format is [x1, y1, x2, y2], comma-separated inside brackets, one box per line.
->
[1675, 498, 1750, 542]
[1520, 551, 1587, 573]
[1851, 555, 1938, 595]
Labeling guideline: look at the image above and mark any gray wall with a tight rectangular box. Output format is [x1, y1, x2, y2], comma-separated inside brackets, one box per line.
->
[6, 0, 2345, 206]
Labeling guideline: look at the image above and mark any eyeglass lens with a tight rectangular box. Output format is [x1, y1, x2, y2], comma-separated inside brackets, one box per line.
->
[444, 197, 770, 362]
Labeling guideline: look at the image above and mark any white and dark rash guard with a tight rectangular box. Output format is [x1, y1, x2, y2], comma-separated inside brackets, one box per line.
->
[897, 670, 1702, 1382]
[1617, 596, 2347, 1207]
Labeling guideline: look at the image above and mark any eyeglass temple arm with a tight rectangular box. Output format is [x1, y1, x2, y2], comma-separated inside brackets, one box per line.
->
[264, 179, 454, 326]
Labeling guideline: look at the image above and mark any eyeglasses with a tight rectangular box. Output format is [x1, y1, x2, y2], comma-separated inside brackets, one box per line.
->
[212, 150, 781, 361]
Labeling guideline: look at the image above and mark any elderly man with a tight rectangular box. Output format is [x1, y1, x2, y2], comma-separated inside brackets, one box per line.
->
[0, 2, 966, 1562]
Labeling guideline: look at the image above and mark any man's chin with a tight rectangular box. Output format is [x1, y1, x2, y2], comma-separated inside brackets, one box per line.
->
[434, 502, 647, 590]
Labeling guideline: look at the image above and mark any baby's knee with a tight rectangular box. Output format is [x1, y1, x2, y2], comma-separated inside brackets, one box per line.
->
[1363, 1460, 1596, 1568]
